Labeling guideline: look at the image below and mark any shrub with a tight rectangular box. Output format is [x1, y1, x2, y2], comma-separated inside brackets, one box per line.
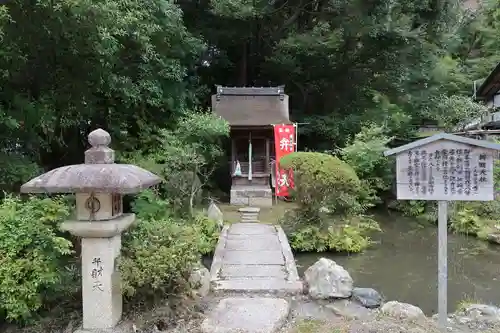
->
[280, 152, 365, 216]
[192, 213, 221, 255]
[286, 213, 380, 253]
[122, 112, 229, 216]
[0, 195, 74, 322]
[389, 198, 500, 240]
[120, 190, 220, 300]
[449, 200, 500, 239]
[387, 200, 437, 224]
[279, 152, 379, 253]
[340, 124, 394, 204]
[119, 217, 202, 299]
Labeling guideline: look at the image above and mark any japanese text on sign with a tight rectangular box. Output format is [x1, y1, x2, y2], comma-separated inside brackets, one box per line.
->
[395, 141, 494, 201]
[274, 124, 296, 197]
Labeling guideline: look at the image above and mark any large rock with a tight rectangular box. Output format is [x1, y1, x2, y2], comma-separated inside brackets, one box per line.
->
[381, 301, 425, 320]
[325, 299, 374, 319]
[189, 265, 211, 297]
[487, 233, 500, 244]
[352, 287, 383, 309]
[304, 258, 353, 299]
[207, 202, 224, 229]
[449, 303, 500, 330]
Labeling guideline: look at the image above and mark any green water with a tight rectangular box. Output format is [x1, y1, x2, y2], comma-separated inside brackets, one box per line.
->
[294, 213, 500, 315]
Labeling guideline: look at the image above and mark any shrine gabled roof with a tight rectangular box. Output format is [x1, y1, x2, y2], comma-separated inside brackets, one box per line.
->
[476, 62, 500, 100]
[384, 133, 500, 157]
[212, 85, 291, 126]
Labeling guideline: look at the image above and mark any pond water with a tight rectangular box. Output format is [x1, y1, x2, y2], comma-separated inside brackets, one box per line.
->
[294, 213, 500, 315]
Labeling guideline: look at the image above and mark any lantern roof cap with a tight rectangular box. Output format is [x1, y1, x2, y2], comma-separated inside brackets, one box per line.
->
[21, 128, 162, 194]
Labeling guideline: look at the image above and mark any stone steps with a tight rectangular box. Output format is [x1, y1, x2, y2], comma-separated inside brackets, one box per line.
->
[238, 207, 260, 223]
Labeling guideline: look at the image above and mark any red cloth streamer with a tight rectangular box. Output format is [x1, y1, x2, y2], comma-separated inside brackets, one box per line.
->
[274, 124, 296, 197]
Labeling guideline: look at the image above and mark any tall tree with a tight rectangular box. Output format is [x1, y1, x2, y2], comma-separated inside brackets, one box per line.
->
[181, 0, 465, 148]
[0, 0, 204, 174]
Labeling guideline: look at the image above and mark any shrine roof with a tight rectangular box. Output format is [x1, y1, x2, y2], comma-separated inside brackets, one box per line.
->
[476, 62, 500, 100]
[384, 133, 500, 157]
[212, 85, 291, 126]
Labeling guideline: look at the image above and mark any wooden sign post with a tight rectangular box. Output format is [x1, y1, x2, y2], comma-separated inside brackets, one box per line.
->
[384, 133, 500, 331]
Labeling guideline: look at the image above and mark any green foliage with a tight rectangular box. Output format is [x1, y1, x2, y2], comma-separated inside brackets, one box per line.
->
[193, 213, 221, 255]
[449, 200, 500, 239]
[0, 153, 41, 193]
[287, 214, 381, 253]
[120, 191, 220, 299]
[280, 152, 379, 253]
[387, 200, 438, 224]
[390, 198, 500, 240]
[0, 0, 205, 174]
[422, 95, 489, 131]
[119, 217, 201, 299]
[0, 195, 74, 322]
[281, 152, 365, 216]
[341, 124, 394, 204]
[123, 112, 229, 216]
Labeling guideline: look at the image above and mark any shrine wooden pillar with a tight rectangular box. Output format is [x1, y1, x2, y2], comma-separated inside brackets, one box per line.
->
[231, 138, 236, 174]
[265, 137, 270, 174]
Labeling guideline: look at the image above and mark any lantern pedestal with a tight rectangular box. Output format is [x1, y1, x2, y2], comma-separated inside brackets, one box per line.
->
[61, 214, 136, 331]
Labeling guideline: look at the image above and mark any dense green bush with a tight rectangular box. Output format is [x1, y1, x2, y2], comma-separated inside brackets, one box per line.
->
[119, 217, 201, 299]
[280, 152, 366, 215]
[0, 195, 75, 322]
[279, 152, 380, 253]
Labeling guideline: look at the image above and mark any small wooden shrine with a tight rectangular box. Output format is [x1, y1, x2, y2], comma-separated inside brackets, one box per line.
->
[212, 85, 291, 206]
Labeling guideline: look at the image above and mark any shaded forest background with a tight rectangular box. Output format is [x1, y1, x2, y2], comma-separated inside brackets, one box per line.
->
[0, 0, 499, 193]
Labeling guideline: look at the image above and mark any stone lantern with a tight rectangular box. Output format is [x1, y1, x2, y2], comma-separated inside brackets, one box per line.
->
[21, 129, 162, 332]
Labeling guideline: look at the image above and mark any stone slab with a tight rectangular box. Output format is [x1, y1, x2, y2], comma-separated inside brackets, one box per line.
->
[201, 297, 290, 333]
[325, 300, 375, 320]
[228, 223, 276, 235]
[241, 214, 259, 218]
[239, 219, 260, 223]
[212, 279, 304, 294]
[239, 207, 261, 213]
[220, 265, 287, 278]
[223, 250, 284, 265]
[225, 238, 282, 251]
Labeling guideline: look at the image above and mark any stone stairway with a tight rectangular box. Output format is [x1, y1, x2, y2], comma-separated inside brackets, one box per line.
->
[238, 207, 260, 223]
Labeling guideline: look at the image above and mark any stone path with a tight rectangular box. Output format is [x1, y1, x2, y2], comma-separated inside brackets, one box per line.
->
[209, 222, 303, 294]
[202, 218, 303, 333]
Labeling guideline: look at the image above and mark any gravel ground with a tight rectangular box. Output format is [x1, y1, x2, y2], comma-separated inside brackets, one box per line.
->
[4, 293, 499, 333]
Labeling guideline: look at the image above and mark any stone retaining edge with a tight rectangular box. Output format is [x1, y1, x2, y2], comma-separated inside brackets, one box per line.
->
[210, 225, 229, 283]
[276, 226, 301, 283]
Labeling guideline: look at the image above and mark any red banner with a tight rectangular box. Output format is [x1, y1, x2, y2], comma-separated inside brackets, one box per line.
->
[274, 124, 296, 197]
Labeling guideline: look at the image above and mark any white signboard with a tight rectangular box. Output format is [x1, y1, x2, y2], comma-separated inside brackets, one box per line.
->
[385, 133, 500, 331]
[395, 140, 495, 201]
